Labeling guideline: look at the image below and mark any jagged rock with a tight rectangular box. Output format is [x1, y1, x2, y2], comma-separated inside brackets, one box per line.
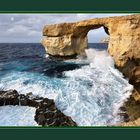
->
[0, 90, 77, 126]
[0, 90, 19, 105]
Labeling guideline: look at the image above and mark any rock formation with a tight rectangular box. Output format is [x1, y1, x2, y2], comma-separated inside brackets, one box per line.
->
[42, 14, 140, 125]
[41, 14, 140, 85]
[0, 90, 77, 126]
[42, 14, 140, 84]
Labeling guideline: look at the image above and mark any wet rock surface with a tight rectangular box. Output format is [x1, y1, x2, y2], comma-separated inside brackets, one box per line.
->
[0, 89, 77, 126]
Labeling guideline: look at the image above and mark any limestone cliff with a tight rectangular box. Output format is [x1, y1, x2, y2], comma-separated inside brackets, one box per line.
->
[42, 14, 140, 125]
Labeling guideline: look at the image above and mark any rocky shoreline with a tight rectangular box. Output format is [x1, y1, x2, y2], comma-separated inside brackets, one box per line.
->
[0, 90, 77, 126]
[0, 14, 140, 126]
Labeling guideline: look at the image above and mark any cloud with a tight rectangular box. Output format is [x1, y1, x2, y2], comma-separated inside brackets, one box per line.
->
[0, 13, 132, 43]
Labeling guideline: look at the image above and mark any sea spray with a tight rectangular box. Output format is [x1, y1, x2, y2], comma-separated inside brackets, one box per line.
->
[0, 48, 133, 126]
[85, 48, 114, 68]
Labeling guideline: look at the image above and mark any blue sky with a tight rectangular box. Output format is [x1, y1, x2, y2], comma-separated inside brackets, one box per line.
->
[0, 14, 131, 43]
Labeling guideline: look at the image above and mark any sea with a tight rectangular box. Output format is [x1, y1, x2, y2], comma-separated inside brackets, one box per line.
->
[0, 43, 133, 126]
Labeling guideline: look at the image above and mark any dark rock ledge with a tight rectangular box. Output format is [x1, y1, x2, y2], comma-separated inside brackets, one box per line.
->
[0, 90, 77, 126]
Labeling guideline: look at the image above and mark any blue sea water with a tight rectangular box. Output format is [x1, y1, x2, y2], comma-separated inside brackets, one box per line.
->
[0, 43, 133, 126]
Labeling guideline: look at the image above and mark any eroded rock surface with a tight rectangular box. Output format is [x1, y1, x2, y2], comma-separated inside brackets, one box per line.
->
[0, 90, 77, 126]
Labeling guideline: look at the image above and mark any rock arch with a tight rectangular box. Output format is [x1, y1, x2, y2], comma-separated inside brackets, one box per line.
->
[41, 22, 106, 57]
[41, 14, 140, 84]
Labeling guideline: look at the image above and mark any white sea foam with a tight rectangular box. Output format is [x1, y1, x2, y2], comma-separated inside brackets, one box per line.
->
[0, 106, 38, 126]
[0, 48, 133, 126]
[85, 48, 114, 68]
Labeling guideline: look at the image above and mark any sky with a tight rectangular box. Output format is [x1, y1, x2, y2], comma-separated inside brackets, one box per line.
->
[0, 13, 132, 43]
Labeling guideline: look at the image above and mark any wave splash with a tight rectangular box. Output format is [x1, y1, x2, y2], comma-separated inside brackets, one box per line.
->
[0, 48, 133, 126]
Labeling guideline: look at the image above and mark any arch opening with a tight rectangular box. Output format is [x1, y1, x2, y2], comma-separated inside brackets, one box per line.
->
[87, 26, 109, 50]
